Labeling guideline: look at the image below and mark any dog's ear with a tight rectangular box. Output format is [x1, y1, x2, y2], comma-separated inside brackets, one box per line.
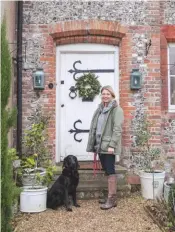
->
[63, 157, 68, 168]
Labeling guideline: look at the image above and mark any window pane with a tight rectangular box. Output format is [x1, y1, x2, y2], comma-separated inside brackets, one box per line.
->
[170, 76, 175, 105]
[169, 47, 175, 75]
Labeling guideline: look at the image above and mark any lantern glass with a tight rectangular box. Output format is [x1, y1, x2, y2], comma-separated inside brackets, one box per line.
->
[130, 69, 142, 90]
[33, 68, 45, 90]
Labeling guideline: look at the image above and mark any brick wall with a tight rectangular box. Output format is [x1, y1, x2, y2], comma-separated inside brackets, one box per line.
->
[22, 1, 175, 168]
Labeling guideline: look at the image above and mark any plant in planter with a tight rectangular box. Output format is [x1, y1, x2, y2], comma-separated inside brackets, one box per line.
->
[21, 117, 51, 186]
[18, 153, 46, 186]
[18, 153, 56, 188]
[9, 147, 56, 213]
[75, 73, 101, 101]
[18, 106, 57, 212]
[132, 114, 165, 199]
[19, 152, 57, 213]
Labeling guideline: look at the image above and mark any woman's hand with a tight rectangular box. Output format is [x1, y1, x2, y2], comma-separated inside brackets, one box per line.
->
[108, 147, 114, 154]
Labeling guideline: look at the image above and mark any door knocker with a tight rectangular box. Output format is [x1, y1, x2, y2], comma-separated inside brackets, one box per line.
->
[69, 86, 77, 99]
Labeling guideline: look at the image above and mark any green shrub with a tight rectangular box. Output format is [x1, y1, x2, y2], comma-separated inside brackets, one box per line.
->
[1, 18, 18, 232]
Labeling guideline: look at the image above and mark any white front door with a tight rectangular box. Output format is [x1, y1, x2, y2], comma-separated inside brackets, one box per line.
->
[56, 44, 119, 162]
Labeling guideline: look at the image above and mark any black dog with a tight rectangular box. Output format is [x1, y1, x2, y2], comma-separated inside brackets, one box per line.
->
[47, 155, 80, 211]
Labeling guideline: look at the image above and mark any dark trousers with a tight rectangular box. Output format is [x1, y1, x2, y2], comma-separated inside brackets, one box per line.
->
[99, 154, 115, 175]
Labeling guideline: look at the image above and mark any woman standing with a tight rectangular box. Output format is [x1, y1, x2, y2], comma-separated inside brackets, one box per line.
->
[86, 85, 124, 210]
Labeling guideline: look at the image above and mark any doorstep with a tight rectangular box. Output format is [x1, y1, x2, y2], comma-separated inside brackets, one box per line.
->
[52, 163, 131, 200]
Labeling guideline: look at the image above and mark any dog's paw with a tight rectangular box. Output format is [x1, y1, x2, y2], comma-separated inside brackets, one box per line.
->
[74, 203, 80, 207]
[67, 208, 73, 212]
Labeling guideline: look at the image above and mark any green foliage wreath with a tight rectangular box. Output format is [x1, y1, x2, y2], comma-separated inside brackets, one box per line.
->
[75, 73, 101, 100]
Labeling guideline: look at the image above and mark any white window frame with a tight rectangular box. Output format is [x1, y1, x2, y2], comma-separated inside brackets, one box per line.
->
[168, 43, 175, 112]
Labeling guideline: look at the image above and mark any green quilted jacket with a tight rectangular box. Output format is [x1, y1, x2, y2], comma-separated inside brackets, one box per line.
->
[86, 102, 124, 155]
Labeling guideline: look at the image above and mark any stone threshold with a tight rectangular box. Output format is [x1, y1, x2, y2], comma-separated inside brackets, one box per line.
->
[55, 162, 140, 185]
[56, 161, 124, 170]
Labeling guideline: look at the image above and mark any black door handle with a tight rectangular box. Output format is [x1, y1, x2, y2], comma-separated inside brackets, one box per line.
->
[61, 104, 64, 107]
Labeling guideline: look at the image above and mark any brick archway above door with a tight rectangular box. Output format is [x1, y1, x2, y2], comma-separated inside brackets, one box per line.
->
[38, 20, 128, 160]
[50, 20, 127, 45]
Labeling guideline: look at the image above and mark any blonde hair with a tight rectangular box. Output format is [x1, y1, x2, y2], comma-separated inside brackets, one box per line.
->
[101, 85, 115, 98]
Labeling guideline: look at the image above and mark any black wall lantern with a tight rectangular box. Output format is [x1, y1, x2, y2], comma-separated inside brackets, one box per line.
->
[130, 69, 142, 90]
[33, 67, 45, 90]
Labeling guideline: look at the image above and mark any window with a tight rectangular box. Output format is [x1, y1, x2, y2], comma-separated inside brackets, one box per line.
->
[168, 43, 175, 112]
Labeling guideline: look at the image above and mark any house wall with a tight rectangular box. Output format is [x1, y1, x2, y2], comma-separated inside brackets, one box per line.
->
[161, 24, 175, 161]
[160, 1, 175, 168]
[1, 1, 17, 147]
[22, 1, 175, 169]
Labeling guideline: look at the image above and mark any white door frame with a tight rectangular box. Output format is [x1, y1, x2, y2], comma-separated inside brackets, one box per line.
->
[55, 43, 119, 163]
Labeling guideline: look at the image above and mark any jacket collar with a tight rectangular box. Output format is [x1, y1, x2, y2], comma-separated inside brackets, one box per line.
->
[98, 99, 118, 113]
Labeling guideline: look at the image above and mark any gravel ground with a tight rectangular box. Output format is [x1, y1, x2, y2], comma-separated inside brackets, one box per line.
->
[14, 194, 161, 232]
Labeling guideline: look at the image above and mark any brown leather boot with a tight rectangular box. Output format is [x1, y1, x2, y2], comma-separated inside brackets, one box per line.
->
[100, 196, 116, 210]
[100, 175, 117, 210]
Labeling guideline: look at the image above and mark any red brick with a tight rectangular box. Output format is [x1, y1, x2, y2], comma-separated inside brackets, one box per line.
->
[127, 174, 140, 185]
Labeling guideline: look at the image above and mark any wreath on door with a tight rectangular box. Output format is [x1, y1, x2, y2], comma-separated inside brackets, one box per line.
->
[75, 73, 101, 101]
